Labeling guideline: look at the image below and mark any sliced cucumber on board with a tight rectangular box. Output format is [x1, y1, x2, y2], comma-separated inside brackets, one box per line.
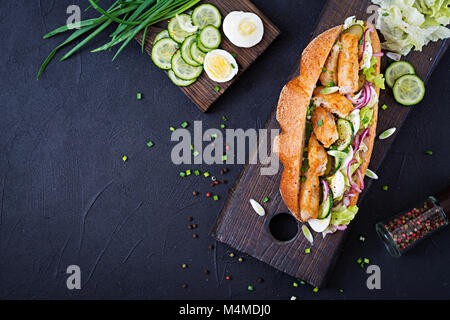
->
[168, 14, 195, 43]
[151, 38, 178, 70]
[192, 4, 222, 29]
[181, 35, 201, 66]
[190, 41, 206, 64]
[168, 70, 197, 86]
[198, 25, 221, 49]
[154, 30, 169, 43]
[171, 50, 203, 80]
[197, 39, 213, 53]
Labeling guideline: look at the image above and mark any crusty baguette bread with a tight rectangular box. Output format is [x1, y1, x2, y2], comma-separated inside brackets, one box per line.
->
[273, 26, 342, 220]
[274, 22, 381, 221]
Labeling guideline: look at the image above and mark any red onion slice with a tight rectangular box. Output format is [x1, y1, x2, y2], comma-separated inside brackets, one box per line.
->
[359, 28, 371, 61]
[386, 52, 401, 61]
[373, 52, 384, 57]
[355, 128, 369, 153]
[334, 225, 348, 231]
[321, 179, 329, 202]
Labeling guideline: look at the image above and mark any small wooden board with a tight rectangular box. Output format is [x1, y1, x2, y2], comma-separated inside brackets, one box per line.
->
[135, 0, 280, 112]
[210, 0, 449, 288]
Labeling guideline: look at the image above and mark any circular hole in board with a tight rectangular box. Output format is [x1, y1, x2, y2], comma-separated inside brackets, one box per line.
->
[268, 212, 299, 242]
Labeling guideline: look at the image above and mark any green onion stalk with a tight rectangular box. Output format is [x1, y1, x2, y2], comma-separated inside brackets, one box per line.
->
[37, 0, 201, 79]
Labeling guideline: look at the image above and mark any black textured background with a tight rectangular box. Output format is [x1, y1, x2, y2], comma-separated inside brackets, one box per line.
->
[0, 0, 449, 299]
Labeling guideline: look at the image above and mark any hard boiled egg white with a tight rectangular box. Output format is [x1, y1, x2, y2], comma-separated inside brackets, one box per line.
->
[223, 11, 264, 48]
[203, 49, 238, 83]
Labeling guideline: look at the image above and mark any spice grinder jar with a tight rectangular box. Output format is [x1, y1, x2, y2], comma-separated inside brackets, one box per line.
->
[375, 185, 450, 258]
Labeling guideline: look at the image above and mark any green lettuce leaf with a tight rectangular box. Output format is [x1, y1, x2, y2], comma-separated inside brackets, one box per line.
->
[331, 205, 359, 226]
[372, 0, 450, 55]
[363, 57, 386, 89]
[360, 106, 374, 129]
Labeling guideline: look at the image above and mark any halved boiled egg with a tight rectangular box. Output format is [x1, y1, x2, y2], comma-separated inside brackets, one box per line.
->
[203, 49, 238, 83]
[223, 11, 264, 48]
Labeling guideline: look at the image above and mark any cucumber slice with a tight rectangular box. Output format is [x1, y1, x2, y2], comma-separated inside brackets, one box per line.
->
[343, 24, 364, 40]
[181, 35, 201, 66]
[318, 180, 333, 219]
[154, 30, 169, 43]
[197, 39, 213, 53]
[385, 61, 415, 88]
[168, 70, 197, 87]
[192, 4, 222, 29]
[198, 25, 221, 49]
[190, 41, 206, 64]
[334, 119, 354, 151]
[171, 50, 203, 80]
[328, 170, 345, 200]
[151, 38, 178, 70]
[168, 14, 195, 43]
[392, 74, 425, 106]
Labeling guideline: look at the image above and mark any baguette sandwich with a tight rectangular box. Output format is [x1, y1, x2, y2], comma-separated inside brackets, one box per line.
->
[273, 17, 385, 234]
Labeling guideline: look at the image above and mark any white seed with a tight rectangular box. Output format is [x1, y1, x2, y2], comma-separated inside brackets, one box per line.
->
[249, 199, 265, 216]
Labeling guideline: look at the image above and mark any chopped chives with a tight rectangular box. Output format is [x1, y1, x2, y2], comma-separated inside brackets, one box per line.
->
[193, 150, 199, 157]
[300, 176, 306, 182]
[190, 144, 194, 150]
[222, 116, 227, 121]
[313, 287, 319, 293]
[214, 86, 220, 92]
[293, 282, 298, 287]
[382, 185, 388, 191]
[181, 121, 189, 128]
[146, 141, 154, 147]
[381, 104, 388, 110]
[220, 124, 226, 129]
[122, 155, 128, 162]
[179, 171, 186, 177]
[300, 281, 305, 285]
[213, 195, 219, 201]
[231, 53, 237, 57]
[136, 93, 142, 100]
[204, 172, 210, 178]
[247, 285, 254, 291]
[170, 126, 175, 132]
[425, 150, 433, 155]
[317, 119, 323, 127]
[357, 258, 362, 264]
[194, 170, 200, 176]
[222, 155, 227, 161]
[262, 197, 269, 203]
[305, 248, 311, 254]
[363, 258, 370, 264]
[186, 169, 191, 176]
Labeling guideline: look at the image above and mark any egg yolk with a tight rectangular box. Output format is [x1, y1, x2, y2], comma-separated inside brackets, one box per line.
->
[206, 54, 231, 79]
[238, 20, 256, 36]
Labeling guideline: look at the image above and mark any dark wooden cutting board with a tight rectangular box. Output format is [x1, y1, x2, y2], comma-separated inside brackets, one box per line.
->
[135, 0, 280, 112]
[210, 0, 449, 288]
